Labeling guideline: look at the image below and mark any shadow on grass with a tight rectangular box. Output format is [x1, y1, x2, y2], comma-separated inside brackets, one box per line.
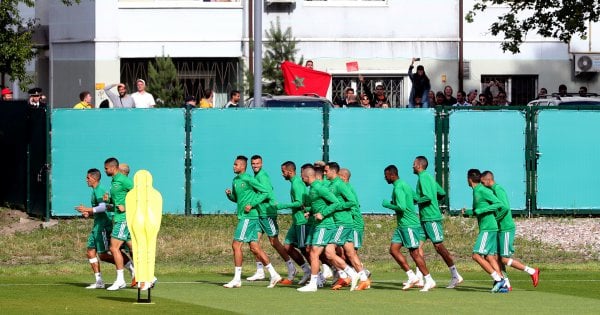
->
[97, 296, 137, 303]
[60, 282, 90, 288]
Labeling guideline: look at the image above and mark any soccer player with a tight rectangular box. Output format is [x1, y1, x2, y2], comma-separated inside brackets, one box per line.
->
[75, 168, 116, 289]
[338, 168, 369, 278]
[481, 171, 540, 289]
[413, 156, 463, 288]
[224, 155, 282, 288]
[297, 165, 359, 292]
[463, 169, 507, 293]
[324, 162, 370, 290]
[277, 161, 312, 284]
[382, 165, 436, 291]
[103, 157, 135, 291]
[246, 155, 297, 284]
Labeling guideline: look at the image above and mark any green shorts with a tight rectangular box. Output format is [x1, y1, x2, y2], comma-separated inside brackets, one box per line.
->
[258, 216, 279, 237]
[305, 225, 315, 246]
[498, 229, 515, 258]
[422, 220, 445, 243]
[391, 226, 424, 249]
[284, 224, 307, 248]
[234, 218, 259, 243]
[87, 225, 112, 253]
[473, 230, 498, 255]
[311, 227, 335, 247]
[332, 226, 354, 246]
[352, 228, 364, 249]
[111, 221, 131, 242]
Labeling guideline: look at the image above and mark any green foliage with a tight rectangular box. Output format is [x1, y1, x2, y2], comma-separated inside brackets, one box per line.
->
[246, 17, 303, 97]
[0, 1, 79, 88]
[147, 56, 184, 107]
[467, 0, 600, 54]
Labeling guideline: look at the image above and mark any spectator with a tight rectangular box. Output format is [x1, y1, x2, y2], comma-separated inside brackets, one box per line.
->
[381, 102, 390, 108]
[478, 94, 491, 106]
[579, 86, 588, 97]
[483, 79, 506, 102]
[28, 87, 45, 108]
[495, 91, 510, 106]
[346, 93, 361, 107]
[454, 91, 470, 106]
[467, 89, 479, 106]
[358, 74, 390, 107]
[1, 87, 13, 101]
[182, 96, 197, 109]
[427, 90, 436, 107]
[305, 60, 314, 69]
[337, 87, 357, 107]
[99, 99, 110, 108]
[359, 94, 371, 108]
[442, 85, 457, 105]
[131, 79, 156, 108]
[199, 88, 213, 108]
[73, 91, 93, 109]
[536, 88, 548, 99]
[558, 84, 568, 97]
[412, 96, 424, 108]
[435, 91, 445, 106]
[408, 58, 431, 108]
[104, 83, 135, 108]
[225, 90, 241, 108]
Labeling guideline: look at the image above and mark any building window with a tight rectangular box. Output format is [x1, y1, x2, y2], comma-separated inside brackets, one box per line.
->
[480, 75, 537, 106]
[332, 75, 404, 108]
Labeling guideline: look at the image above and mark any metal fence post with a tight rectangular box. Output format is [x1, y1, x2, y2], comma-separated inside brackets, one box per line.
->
[184, 108, 192, 215]
[322, 105, 330, 163]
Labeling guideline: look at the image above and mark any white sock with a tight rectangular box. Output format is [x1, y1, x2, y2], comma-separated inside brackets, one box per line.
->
[94, 272, 102, 282]
[286, 259, 294, 269]
[322, 264, 332, 274]
[265, 263, 278, 278]
[116, 269, 125, 283]
[406, 270, 416, 280]
[490, 271, 502, 282]
[358, 270, 368, 281]
[256, 261, 264, 273]
[343, 266, 357, 278]
[416, 267, 423, 279]
[424, 274, 433, 283]
[449, 265, 459, 278]
[524, 266, 536, 275]
[301, 263, 311, 273]
[308, 274, 319, 286]
[338, 270, 348, 279]
[234, 266, 242, 282]
[504, 277, 511, 288]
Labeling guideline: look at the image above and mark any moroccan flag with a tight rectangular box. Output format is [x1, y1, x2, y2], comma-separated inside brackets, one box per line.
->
[281, 61, 331, 97]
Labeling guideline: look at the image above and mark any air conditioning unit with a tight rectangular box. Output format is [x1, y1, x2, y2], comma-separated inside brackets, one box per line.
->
[574, 54, 600, 73]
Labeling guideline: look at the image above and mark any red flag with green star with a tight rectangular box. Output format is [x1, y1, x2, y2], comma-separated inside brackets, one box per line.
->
[281, 61, 331, 97]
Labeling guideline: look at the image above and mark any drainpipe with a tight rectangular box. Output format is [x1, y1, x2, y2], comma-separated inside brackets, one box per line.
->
[458, 0, 464, 92]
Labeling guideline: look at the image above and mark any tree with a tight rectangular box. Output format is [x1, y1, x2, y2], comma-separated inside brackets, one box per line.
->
[147, 56, 184, 107]
[0, 0, 79, 88]
[246, 17, 303, 97]
[466, 0, 600, 54]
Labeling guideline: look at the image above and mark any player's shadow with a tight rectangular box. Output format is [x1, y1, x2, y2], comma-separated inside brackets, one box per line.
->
[452, 285, 492, 292]
[60, 282, 91, 288]
[97, 296, 138, 303]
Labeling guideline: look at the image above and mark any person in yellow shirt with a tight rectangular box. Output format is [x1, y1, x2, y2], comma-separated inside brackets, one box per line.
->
[199, 88, 213, 108]
[73, 91, 93, 109]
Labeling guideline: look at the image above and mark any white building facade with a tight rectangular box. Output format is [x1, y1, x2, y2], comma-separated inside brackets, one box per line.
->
[26, 0, 600, 107]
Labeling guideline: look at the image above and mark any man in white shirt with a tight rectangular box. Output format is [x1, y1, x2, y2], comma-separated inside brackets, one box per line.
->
[130, 79, 156, 108]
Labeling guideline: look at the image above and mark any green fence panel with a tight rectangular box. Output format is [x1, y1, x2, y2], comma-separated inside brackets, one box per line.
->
[448, 110, 526, 211]
[328, 109, 436, 214]
[537, 110, 600, 211]
[190, 109, 324, 215]
[51, 109, 186, 216]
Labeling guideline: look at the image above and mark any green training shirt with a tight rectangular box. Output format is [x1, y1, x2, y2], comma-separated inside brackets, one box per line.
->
[466, 183, 503, 231]
[227, 172, 269, 219]
[414, 170, 443, 221]
[277, 175, 308, 225]
[490, 183, 515, 231]
[254, 169, 278, 217]
[347, 183, 365, 230]
[328, 177, 357, 227]
[109, 172, 133, 223]
[382, 179, 420, 228]
[91, 185, 111, 228]
[307, 180, 340, 229]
